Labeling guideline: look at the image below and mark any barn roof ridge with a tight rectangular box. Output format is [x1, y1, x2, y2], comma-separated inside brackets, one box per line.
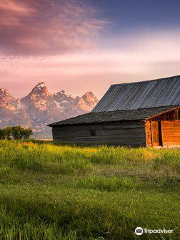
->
[111, 74, 180, 87]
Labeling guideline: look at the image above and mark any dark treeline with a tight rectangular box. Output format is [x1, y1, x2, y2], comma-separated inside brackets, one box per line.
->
[0, 126, 32, 140]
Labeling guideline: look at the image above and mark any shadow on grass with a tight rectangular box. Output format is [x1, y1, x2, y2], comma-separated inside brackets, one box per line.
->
[0, 195, 151, 240]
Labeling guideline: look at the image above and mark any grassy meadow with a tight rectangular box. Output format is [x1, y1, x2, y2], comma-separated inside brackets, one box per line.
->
[0, 140, 180, 239]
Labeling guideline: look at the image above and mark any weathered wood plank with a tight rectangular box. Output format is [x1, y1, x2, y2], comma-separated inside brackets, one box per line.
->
[162, 121, 180, 146]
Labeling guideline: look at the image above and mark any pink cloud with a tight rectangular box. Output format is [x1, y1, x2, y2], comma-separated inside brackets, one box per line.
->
[1, 30, 180, 99]
[0, 0, 106, 56]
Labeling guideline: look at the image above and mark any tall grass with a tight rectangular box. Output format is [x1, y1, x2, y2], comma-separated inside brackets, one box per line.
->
[0, 140, 180, 239]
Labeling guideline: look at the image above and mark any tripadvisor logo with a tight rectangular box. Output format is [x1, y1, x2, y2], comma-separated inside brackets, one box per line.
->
[135, 227, 173, 235]
[135, 227, 143, 235]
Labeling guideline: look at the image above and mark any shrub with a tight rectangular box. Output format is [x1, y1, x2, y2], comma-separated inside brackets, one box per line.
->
[0, 126, 33, 140]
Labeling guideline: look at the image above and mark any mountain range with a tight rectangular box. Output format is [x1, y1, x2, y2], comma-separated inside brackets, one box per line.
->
[0, 82, 98, 138]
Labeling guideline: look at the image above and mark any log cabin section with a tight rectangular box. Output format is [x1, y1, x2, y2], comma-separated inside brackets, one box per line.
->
[52, 120, 146, 147]
[49, 75, 180, 147]
[145, 107, 180, 147]
[49, 106, 180, 147]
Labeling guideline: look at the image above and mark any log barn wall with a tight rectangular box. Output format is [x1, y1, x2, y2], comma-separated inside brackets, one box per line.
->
[145, 108, 180, 147]
[145, 121, 152, 147]
[52, 121, 146, 147]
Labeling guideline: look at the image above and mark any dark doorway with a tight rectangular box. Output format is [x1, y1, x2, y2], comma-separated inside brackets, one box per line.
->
[158, 121, 163, 146]
[151, 121, 163, 147]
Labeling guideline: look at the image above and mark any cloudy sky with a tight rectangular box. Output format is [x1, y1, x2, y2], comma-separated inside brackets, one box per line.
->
[0, 0, 180, 98]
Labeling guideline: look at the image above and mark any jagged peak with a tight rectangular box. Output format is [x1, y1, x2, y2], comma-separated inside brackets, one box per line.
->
[0, 83, 99, 133]
[0, 88, 13, 98]
[55, 90, 67, 95]
[30, 82, 51, 95]
[34, 82, 46, 89]
[83, 91, 98, 101]
[83, 91, 94, 96]
[0, 88, 9, 93]
[54, 90, 72, 98]
[21, 82, 52, 102]
[60, 90, 66, 94]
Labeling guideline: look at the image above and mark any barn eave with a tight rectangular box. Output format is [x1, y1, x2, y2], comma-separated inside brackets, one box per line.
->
[48, 106, 178, 127]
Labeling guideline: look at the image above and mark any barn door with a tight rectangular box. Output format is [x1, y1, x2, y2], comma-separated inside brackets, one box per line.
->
[151, 121, 162, 147]
[161, 121, 180, 147]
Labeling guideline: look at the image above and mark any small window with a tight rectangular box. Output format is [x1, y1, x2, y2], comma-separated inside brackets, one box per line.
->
[90, 130, 96, 136]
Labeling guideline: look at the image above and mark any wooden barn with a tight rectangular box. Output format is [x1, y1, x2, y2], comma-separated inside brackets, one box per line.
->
[48, 75, 180, 147]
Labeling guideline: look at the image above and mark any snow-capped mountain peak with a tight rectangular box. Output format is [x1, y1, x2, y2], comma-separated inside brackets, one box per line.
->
[0, 88, 9, 93]
[0, 88, 18, 111]
[35, 82, 46, 89]
[0, 83, 99, 135]
[30, 82, 51, 97]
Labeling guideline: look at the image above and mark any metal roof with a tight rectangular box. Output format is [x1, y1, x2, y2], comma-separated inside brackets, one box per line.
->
[93, 75, 180, 112]
[48, 106, 177, 126]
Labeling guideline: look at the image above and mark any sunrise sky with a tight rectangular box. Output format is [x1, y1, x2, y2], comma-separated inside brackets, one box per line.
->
[0, 0, 180, 98]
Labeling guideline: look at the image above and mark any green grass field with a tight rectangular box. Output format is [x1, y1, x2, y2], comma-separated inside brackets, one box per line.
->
[0, 140, 180, 240]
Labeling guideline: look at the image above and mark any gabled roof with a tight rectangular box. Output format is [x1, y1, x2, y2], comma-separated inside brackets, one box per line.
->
[93, 75, 180, 112]
[48, 106, 177, 126]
